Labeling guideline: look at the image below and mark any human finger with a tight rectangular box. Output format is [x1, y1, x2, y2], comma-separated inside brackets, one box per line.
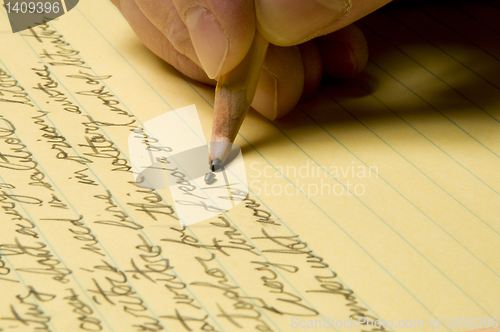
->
[133, 0, 200, 70]
[315, 23, 368, 79]
[171, 0, 256, 79]
[253, 24, 369, 119]
[112, 0, 213, 84]
[111, 0, 314, 119]
[111, 0, 366, 120]
[252, 44, 306, 120]
[256, 0, 392, 46]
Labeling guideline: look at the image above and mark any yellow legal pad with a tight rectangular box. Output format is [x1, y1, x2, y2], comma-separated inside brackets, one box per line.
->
[0, 0, 498, 331]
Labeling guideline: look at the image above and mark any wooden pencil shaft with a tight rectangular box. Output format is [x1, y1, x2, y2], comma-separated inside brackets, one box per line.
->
[210, 30, 269, 163]
[216, 30, 269, 104]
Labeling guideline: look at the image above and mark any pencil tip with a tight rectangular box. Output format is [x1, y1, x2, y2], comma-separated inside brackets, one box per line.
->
[210, 158, 223, 172]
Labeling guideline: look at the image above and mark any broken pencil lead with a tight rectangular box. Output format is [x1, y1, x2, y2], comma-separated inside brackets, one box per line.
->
[204, 172, 216, 185]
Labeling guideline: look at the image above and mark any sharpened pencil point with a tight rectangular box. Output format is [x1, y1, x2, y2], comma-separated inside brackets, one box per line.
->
[209, 30, 268, 168]
[210, 158, 223, 172]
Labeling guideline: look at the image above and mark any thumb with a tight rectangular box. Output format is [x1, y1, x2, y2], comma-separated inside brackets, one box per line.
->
[172, 0, 256, 79]
[256, 0, 392, 46]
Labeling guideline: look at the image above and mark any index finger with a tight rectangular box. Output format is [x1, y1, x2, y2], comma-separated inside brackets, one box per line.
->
[171, 0, 256, 79]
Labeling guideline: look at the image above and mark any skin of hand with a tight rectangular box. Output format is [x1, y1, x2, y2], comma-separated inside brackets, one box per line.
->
[110, 0, 392, 120]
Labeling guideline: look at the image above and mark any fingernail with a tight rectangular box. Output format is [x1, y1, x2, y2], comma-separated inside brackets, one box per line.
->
[256, 0, 351, 45]
[185, 6, 228, 79]
[253, 68, 278, 120]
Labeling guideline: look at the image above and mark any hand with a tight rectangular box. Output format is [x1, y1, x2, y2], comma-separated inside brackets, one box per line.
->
[110, 0, 392, 119]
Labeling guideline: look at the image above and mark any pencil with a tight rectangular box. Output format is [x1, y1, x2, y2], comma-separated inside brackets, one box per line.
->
[209, 29, 269, 171]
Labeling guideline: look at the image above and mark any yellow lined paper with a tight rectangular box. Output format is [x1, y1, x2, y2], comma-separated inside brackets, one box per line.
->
[0, 0, 498, 331]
